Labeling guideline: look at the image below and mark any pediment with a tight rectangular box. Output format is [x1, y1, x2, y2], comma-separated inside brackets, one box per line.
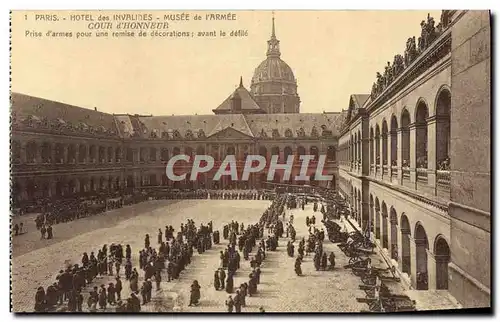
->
[208, 126, 252, 140]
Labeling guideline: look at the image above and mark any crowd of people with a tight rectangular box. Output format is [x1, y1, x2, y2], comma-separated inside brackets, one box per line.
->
[13, 189, 278, 238]
[29, 186, 351, 313]
[33, 217, 217, 312]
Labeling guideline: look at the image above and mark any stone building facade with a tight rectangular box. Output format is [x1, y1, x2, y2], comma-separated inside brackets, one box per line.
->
[337, 10, 490, 308]
[10, 16, 340, 208]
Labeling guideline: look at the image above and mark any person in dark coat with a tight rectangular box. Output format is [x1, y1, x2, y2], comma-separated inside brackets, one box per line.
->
[98, 285, 107, 310]
[46, 225, 53, 239]
[108, 283, 116, 305]
[34, 286, 46, 312]
[126, 245, 131, 260]
[295, 257, 302, 276]
[145, 234, 150, 249]
[233, 289, 242, 313]
[225, 295, 234, 313]
[157, 229, 163, 244]
[155, 269, 162, 290]
[225, 273, 234, 293]
[219, 269, 226, 290]
[214, 270, 221, 290]
[321, 252, 328, 270]
[189, 280, 201, 306]
[115, 276, 122, 301]
[329, 252, 336, 270]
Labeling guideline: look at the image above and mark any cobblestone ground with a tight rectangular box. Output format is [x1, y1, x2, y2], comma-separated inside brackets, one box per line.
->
[12, 199, 382, 313]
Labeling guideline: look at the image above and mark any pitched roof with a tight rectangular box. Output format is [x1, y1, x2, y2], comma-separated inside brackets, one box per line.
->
[213, 85, 265, 113]
[207, 114, 253, 137]
[352, 94, 370, 109]
[245, 113, 343, 138]
[11, 92, 120, 137]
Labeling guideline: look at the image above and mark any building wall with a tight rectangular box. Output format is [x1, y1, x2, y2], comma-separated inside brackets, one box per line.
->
[11, 130, 338, 205]
[338, 10, 491, 308]
[448, 10, 491, 308]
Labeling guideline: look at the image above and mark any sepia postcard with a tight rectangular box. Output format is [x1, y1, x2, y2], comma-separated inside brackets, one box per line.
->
[9, 10, 491, 313]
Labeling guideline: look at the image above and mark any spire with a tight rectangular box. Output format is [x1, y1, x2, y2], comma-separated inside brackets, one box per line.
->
[271, 11, 276, 39]
[266, 12, 281, 58]
[239, 76, 243, 88]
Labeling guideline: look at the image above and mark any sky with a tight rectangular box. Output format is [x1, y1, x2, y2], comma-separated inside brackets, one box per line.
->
[11, 10, 441, 115]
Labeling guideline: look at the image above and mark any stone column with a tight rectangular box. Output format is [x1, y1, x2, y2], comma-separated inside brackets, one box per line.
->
[387, 131, 392, 178]
[20, 141, 26, 164]
[386, 215, 392, 253]
[427, 116, 438, 193]
[396, 227, 404, 271]
[409, 123, 417, 187]
[426, 249, 437, 290]
[63, 145, 68, 164]
[409, 236, 417, 287]
[397, 128, 403, 184]
[51, 143, 56, 164]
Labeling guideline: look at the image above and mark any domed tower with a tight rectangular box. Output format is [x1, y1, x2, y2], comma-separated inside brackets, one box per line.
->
[250, 14, 301, 114]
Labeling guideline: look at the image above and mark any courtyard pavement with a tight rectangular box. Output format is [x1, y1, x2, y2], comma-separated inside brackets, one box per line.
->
[12, 199, 380, 312]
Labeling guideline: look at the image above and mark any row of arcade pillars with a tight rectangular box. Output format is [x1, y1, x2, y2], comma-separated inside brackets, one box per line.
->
[361, 195, 452, 292]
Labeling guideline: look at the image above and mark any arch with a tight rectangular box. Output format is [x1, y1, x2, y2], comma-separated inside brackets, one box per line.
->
[390, 207, 398, 260]
[98, 146, 106, 163]
[173, 147, 181, 156]
[310, 146, 319, 162]
[400, 108, 411, 167]
[296, 146, 306, 158]
[284, 146, 293, 161]
[258, 146, 268, 160]
[381, 202, 389, 249]
[390, 114, 398, 166]
[382, 119, 388, 165]
[149, 174, 157, 186]
[196, 145, 205, 156]
[353, 132, 358, 162]
[126, 175, 135, 188]
[89, 145, 97, 162]
[435, 87, 451, 170]
[434, 235, 451, 290]
[124, 148, 133, 162]
[79, 178, 87, 194]
[369, 127, 374, 166]
[160, 148, 169, 161]
[55, 180, 63, 197]
[41, 142, 52, 163]
[115, 147, 122, 161]
[415, 100, 429, 169]
[12, 140, 21, 164]
[78, 145, 87, 163]
[327, 145, 336, 161]
[357, 130, 361, 163]
[26, 141, 37, 163]
[414, 222, 429, 290]
[271, 146, 280, 160]
[226, 145, 236, 156]
[107, 146, 113, 162]
[149, 147, 157, 161]
[55, 143, 64, 164]
[68, 179, 77, 194]
[375, 124, 381, 165]
[100, 176, 107, 191]
[369, 194, 374, 234]
[400, 213, 411, 274]
[374, 197, 380, 239]
[185, 147, 194, 161]
[161, 173, 169, 186]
